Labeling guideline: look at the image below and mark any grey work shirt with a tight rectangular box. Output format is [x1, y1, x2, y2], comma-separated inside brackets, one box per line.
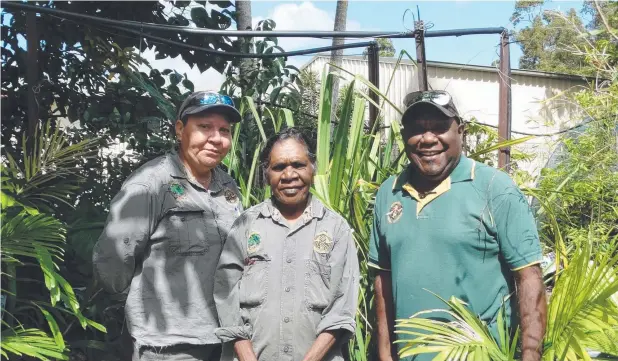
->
[92, 152, 242, 347]
[214, 197, 359, 361]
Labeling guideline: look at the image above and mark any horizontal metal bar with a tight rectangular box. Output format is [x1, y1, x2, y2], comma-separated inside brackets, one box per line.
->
[425, 27, 506, 37]
[105, 23, 376, 58]
[4, 2, 504, 39]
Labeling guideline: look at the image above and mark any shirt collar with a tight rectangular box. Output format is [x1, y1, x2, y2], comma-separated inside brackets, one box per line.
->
[168, 151, 229, 194]
[259, 195, 325, 221]
[392, 154, 475, 192]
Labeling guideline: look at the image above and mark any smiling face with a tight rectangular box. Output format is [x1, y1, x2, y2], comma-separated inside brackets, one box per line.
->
[401, 105, 464, 183]
[175, 112, 232, 176]
[265, 138, 314, 214]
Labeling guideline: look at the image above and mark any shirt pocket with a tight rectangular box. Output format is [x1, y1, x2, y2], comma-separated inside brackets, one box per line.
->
[165, 210, 210, 257]
[304, 259, 332, 311]
[239, 260, 269, 308]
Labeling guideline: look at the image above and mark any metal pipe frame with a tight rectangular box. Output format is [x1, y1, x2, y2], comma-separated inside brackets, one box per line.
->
[5, 1, 512, 167]
[415, 20, 429, 91]
[26, 11, 38, 151]
[367, 42, 380, 131]
[3, 2, 504, 39]
[497, 31, 512, 171]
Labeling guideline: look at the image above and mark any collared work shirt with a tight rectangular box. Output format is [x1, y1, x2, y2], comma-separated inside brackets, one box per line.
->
[93, 152, 242, 347]
[214, 197, 359, 361]
[369, 155, 542, 360]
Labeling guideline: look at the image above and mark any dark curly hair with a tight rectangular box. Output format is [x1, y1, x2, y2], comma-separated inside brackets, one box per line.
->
[259, 127, 317, 174]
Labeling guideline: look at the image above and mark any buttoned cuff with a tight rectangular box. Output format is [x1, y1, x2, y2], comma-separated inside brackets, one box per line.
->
[215, 324, 253, 343]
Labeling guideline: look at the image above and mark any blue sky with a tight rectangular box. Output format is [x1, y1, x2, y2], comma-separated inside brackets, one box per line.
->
[250, 1, 586, 68]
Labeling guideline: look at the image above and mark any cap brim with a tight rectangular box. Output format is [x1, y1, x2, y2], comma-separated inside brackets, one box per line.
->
[182, 104, 242, 123]
[401, 101, 459, 123]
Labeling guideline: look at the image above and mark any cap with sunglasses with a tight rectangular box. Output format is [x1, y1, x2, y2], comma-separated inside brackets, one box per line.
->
[402, 90, 462, 123]
[177, 91, 242, 123]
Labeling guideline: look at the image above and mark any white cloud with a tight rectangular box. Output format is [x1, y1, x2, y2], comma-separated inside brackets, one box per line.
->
[253, 2, 363, 67]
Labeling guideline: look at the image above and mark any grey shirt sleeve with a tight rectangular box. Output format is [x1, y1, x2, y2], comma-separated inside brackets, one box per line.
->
[92, 183, 159, 294]
[316, 224, 360, 335]
[214, 214, 252, 342]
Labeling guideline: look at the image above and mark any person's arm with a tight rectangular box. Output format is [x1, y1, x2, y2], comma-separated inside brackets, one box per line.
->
[375, 271, 397, 361]
[233, 340, 258, 361]
[307, 225, 359, 360]
[515, 265, 546, 361]
[489, 172, 546, 361]
[214, 215, 255, 355]
[92, 183, 158, 293]
[301, 331, 339, 361]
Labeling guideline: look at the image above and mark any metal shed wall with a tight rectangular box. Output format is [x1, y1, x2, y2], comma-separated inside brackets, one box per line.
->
[304, 55, 589, 176]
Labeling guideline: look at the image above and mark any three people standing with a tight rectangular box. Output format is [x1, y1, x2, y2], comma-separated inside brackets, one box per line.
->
[93, 89, 546, 361]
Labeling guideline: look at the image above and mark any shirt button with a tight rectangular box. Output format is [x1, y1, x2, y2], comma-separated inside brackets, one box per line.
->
[286, 258, 292, 263]
[284, 317, 290, 323]
[285, 287, 291, 292]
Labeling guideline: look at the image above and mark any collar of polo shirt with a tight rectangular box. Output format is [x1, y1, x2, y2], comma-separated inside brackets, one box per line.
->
[392, 155, 476, 216]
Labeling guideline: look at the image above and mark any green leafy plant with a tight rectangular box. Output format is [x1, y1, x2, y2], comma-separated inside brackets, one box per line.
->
[395, 234, 618, 361]
[1, 122, 105, 360]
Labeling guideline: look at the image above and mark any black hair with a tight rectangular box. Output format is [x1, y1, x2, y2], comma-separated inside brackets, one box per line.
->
[259, 127, 316, 172]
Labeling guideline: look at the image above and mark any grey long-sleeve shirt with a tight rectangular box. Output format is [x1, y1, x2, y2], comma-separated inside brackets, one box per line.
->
[92, 152, 242, 347]
[214, 197, 359, 361]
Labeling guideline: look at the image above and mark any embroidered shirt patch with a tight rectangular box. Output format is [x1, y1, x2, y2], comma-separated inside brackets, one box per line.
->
[313, 232, 333, 254]
[224, 188, 239, 204]
[247, 232, 261, 254]
[169, 182, 186, 199]
[387, 201, 403, 223]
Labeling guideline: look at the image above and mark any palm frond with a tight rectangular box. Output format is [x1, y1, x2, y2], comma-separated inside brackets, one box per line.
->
[395, 294, 517, 361]
[1, 121, 99, 210]
[0, 327, 69, 361]
[1, 210, 66, 261]
[543, 235, 618, 361]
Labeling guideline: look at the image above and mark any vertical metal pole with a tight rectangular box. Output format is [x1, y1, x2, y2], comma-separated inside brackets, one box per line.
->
[368, 41, 380, 132]
[26, 11, 38, 151]
[415, 21, 428, 91]
[497, 31, 512, 171]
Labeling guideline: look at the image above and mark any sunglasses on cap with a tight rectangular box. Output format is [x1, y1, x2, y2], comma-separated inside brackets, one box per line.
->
[405, 90, 452, 107]
[186, 92, 235, 108]
[177, 91, 241, 123]
[402, 90, 461, 123]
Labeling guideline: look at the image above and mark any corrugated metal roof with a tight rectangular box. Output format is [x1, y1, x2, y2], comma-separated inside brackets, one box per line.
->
[303, 55, 596, 82]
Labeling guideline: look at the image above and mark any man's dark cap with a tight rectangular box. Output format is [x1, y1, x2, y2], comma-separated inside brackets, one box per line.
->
[401, 90, 462, 123]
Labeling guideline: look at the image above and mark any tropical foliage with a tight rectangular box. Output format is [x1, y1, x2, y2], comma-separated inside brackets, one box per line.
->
[2, 1, 617, 360]
[1, 123, 104, 360]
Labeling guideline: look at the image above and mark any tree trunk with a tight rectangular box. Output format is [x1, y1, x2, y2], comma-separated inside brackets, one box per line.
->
[236, 0, 254, 97]
[329, 0, 348, 124]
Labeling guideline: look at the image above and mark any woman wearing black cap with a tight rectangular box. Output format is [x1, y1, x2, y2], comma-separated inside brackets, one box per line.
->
[93, 91, 243, 360]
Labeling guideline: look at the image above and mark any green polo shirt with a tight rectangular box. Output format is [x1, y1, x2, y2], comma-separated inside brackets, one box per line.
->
[369, 155, 542, 359]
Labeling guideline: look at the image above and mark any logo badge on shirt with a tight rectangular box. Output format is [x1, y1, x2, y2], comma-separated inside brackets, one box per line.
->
[247, 231, 261, 254]
[387, 201, 403, 223]
[313, 232, 333, 254]
[224, 188, 239, 204]
[169, 182, 186, 200]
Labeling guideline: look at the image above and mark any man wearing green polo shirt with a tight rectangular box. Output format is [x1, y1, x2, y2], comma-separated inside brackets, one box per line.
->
[370, 90, 547, 361]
